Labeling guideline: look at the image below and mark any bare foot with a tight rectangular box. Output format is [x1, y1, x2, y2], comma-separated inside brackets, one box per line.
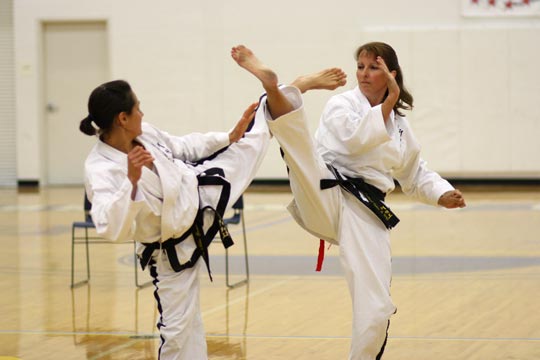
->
[292, 68, 347, 94]
[231, 45, 278, 92]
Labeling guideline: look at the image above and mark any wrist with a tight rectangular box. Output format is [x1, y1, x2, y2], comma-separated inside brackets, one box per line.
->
[130, 183, 138, 200]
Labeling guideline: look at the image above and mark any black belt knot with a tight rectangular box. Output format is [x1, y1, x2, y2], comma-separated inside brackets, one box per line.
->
[320, 166, 399, 229]
[139, 167, 234, 281]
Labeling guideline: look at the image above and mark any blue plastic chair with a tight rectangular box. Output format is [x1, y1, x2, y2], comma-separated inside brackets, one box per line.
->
[70, 193, 150, 288]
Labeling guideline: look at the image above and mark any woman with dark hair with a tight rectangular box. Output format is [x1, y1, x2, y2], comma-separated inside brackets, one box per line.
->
[80, 79, 265, 360]
[232, 43, 465, 360]
[80, 72, 346, 360]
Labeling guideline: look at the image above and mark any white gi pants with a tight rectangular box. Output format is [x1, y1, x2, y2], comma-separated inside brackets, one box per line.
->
[266, 86, 396, 360]
[150, 105, 271, 360]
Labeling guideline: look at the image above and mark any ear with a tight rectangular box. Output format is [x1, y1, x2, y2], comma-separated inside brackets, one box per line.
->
[390, 70, 397, 79]
[116, 111, 129, 128]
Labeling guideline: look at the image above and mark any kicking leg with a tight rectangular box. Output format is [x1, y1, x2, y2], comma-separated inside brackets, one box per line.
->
[231, 45, 294, 119]
[232, 45, 347, 242]
[291, 68, 347, 94]
[231, 45, 347, 113]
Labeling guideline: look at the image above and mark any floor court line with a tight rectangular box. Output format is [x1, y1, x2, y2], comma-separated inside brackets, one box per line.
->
[200, 276, 300, 317]
[1, 329, 539, 343]
[3, 200, 540, 213]
[87, 340, 139, 360]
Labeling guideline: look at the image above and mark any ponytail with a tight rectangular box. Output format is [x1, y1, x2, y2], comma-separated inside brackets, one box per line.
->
[79, 115, 97, 136]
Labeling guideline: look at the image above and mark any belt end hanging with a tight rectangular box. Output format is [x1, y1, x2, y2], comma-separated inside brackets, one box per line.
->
[218, 217, 234, 248]
[316, 239, 325, 272]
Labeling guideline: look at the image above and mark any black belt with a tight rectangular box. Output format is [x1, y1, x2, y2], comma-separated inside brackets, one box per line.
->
[139, 167, 234, 281]
[320, 166, 399, 229]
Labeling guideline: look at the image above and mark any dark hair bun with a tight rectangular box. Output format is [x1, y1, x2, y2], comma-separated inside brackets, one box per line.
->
[79, 116, 97, 136]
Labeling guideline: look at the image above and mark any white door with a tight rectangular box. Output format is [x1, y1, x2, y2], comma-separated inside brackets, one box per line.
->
[43, 21, 108, 185]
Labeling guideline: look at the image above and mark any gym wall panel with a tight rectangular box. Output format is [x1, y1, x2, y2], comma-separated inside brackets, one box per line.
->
[508, 28, 540, 173]
[408, 30, 462, 174]
[11, 1, 540, 185]
[0, 0, 16, 186]
[460, 28, 511, 173]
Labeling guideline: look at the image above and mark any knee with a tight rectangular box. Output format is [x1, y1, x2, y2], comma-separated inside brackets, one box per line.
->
[368, 308, 392, 329]
[355, 301, 395, 331]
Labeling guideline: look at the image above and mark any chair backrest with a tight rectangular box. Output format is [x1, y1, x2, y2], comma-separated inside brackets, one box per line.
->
[84, 193, 93, 223]
[231, 195, 243, 210]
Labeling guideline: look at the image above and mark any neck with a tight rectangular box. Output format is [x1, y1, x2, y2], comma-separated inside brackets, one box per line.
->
[102, 129, 137, 154]
[365, 92, 385, 107]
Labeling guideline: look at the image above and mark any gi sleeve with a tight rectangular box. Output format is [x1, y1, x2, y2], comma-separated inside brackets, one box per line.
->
[85, 170, 146, 243]
[316, 96, 391, 156]
[393, 128, 454, 206]
[146, 123, 229, 162]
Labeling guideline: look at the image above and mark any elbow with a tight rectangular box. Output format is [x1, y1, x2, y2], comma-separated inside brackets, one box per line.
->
[95, 224, 129, 244]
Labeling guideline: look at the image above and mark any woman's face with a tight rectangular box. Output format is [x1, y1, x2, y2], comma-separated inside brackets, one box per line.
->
[356, 51, 388, 105]
[124, 93, 144, 137]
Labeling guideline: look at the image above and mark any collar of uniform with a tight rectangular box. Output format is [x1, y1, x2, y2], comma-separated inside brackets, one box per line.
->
[354, 86, 396, 125]
[96, 135, 157, 163]
[95, 139, 127, 165]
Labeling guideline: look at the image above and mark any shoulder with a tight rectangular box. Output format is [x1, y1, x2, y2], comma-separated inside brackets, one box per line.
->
[84, 144, 117, 170]
[84, 154, 123, 190]
[324, 88, 356, 112]
[327, 87, 365, 109]
[84, 141, 124, 174]
[141, 121, 158, 136]
[323, 87, 368, 120]
[140, 122, 164, 143]
[329, 87, 357, 102]
[394, 114, 420, 149]
[395, 113, 412, 131]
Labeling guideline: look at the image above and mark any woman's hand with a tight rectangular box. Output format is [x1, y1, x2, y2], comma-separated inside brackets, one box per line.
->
[438, 189, 466, 209]
[229, 102, 258, 143]
[377, 57, 399, 98]
[127, 145, 154, 189]
[377, 56, 400, 122]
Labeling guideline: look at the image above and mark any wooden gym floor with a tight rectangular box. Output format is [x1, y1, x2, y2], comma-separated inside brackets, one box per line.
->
[0, 185, 539, 360]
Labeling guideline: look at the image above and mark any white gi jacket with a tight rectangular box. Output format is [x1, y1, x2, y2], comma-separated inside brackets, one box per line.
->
[84, 122, 230, 248]
[315, 86, 454, 205]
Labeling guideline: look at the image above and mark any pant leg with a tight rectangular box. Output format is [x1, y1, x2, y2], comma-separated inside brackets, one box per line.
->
[150, 258, 207, 360]
[194, 99, 271, 207]
[339, 192, 396, 360]
[266, 86, 342, 243]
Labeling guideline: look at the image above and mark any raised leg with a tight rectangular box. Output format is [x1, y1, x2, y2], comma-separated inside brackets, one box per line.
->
[231, 45, 294, 119]
[291, 68, 347, 94]
[231, 45, 350, 242]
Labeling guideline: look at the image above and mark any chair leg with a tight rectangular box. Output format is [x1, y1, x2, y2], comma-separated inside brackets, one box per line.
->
[71, 226, 90, 288]
[134, 241, 152, 288]
[241, 210, 250, 280]
[85, 228, 90, 281]
[71, 226, 75, 287]
[226, 210, 249, 288]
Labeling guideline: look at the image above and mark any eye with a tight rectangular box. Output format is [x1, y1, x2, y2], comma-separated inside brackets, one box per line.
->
[357, 64, 364, 70]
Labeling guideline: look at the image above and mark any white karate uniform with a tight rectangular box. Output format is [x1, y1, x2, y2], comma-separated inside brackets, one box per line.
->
[265, 86, 453, 360]
[85, 116, 270, 360]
